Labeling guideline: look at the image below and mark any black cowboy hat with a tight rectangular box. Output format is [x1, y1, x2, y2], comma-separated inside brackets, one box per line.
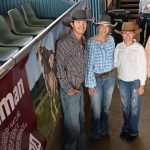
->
[62, 9, 92, 27]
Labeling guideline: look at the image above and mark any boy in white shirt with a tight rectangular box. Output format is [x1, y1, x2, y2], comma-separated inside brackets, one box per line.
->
[114, 22, 147, 141]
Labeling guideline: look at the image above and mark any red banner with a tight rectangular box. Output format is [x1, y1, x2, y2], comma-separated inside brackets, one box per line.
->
[0, 55, 47, 150]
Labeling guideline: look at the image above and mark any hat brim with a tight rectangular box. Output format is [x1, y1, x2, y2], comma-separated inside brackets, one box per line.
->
[114, 28, 142, 35]
[93, 21, 117, 27]
[62, 16, 72, 27]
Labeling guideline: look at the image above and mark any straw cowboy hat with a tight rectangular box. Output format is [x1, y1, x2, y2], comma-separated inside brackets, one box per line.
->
[62, 9, 92, 27]
[114, 22, 142, 34]
[94, 14, 116, 27]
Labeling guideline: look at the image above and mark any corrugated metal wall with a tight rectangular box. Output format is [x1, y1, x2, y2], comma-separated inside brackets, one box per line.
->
[87, 0, 105, 36]
[0, 0, 73, 18]
[0, 0, 105, 37]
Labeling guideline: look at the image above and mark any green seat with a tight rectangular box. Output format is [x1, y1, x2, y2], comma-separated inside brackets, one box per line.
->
[8, 8, 44, 36]
[21, 3, 53, 27]
[0, 46, 18, 62]
[0, 15, 33, 47]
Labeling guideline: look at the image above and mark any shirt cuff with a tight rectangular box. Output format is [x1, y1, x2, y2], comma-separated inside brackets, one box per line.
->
[64, 84, 73, 94]
[140, 80, 146, 86]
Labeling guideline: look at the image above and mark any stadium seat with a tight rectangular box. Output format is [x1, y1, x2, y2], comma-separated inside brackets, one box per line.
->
[0, 46, 19, 62]
[8, 8, 44, 36]
[0, 15, 32, 47]
[21, 3, 53, 27]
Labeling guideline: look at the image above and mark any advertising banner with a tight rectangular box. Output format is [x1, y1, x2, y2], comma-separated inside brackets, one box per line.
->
[0, 23, 70, 150]
[0, 55, 47, 150]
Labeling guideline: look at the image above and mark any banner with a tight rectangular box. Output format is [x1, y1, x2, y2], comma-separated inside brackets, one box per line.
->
[27, 23, 70, 147]
[0, 55, 47, 150]
[0, 23, 70, 150]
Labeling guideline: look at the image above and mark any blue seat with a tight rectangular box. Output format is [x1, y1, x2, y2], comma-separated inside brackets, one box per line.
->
[0, 15, 32, 47]
[8, 8, 44, 36]
[0, 46, 19, 62]
[21, 3, 53, 27]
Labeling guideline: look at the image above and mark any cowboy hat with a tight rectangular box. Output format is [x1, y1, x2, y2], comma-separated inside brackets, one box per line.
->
[114, 22, 142, 34]
[62, 9, 92, 27]
[94, 14, 116, 27]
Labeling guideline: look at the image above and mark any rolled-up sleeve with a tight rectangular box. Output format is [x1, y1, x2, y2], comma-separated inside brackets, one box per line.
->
[114, 45, 119, 68]
[138, 46, 147, 85]
[85, 40, 96, 88]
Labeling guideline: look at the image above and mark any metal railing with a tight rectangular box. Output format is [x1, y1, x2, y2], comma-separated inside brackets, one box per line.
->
[0, 0, 84, 79]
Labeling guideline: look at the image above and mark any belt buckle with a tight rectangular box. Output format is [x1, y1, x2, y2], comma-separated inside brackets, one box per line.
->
[101, 74, 106, 79]
[100, 70, 112, 79]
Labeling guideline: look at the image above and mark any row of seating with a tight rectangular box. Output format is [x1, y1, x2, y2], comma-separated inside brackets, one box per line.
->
[8, 8, 44, 36]
[0, 3, 53, 65]
[22, 3, 53, 27]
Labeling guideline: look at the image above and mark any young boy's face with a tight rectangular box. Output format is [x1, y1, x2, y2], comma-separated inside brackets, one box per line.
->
[122, 31, 135, 42]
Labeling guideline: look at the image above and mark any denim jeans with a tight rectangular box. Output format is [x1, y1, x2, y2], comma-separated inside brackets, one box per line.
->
[118, 79, 142, 136]
[60, 87, 86, 150]
[90, 73, 115, 138]
[139, 13, 150, 45]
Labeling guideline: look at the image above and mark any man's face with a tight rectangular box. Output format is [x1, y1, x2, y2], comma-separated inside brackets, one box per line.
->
[122, 31, 135, 42]
[70, 20, 87, 35]
[98, 24, 110, 36]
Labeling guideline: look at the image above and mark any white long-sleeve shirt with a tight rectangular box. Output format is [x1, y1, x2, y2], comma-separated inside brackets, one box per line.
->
[114, 41, 147, 85]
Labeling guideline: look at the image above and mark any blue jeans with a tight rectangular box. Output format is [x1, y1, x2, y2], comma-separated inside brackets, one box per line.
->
[90, 73, 115, 138]
[118, 79, 142, 136]
[60, 87, 86, 150]
[139, 13, 150, 45]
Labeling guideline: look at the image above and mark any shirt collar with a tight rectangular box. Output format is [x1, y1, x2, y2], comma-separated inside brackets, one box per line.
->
[70, 31, 86, 46]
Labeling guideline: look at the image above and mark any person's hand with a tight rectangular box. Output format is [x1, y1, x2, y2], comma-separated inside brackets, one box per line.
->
[88, 88, 96, 96]
[67, 88, 79, 96]
[137, 85, 145, 96]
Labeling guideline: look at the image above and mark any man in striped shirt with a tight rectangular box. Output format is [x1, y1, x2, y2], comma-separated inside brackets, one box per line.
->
[56, 10, 90, 150]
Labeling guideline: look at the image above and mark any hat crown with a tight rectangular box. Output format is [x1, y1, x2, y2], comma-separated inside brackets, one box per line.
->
[114, 21, 142, 35]
[71, 10, 88, 20]
[62, 9, 91, 27]
[122, 22, 135, 31]
[98, 14, 111, 24]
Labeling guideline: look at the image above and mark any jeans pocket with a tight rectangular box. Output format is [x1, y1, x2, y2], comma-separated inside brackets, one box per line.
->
[130, 80, 140, 90]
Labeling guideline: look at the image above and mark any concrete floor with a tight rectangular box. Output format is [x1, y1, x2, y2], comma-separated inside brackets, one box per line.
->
[86, 79, 150, 150]
[49, 79, 150, 150]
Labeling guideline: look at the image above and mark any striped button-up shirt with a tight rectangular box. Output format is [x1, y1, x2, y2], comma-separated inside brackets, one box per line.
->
[85, 35, 115, 88]
[56, 31, 87, 93]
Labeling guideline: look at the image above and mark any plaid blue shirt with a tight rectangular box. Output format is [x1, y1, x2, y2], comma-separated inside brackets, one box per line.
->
[85, 35, 115, 88]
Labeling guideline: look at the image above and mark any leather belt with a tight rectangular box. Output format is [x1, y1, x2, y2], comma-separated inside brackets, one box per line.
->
[95, 69, 114, 79]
